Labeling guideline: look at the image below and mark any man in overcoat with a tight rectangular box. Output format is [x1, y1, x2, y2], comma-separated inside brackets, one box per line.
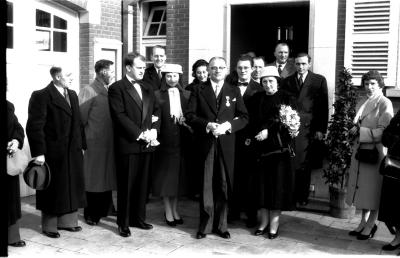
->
[26, 66, 86, 238]
[108, 52, 160, 237]
[143, 45, 167, 91]
[78, 59, 117, 226]
[185, 57, 248, 239]
[267, 42, 296, 79]
[230, 54, 263, 227]
[280, 53, 329, 206]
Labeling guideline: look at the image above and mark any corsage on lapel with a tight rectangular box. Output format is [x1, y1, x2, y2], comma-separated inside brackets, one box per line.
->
[225, 96, 231, 107]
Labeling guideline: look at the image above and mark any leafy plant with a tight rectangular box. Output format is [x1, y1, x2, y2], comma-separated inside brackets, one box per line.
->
[323, 68, 359, 189]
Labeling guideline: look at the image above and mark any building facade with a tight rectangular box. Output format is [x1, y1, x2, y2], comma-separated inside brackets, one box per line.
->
[6, 0, 400, 197]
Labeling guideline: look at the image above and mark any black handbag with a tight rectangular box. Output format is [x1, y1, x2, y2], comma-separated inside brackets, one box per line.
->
[355, 129, 379, 164]
[379, 155, 400, 180]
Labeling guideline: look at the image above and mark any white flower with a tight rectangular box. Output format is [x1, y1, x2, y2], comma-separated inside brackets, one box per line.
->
[279, 105, 300, 138]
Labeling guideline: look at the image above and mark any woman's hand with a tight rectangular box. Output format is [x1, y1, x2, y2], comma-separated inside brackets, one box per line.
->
[255, 129, 268, 141]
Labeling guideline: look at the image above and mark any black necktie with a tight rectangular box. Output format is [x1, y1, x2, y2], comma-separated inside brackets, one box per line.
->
[298, 74, 304, 88]
[157, 69, 162, 80]
[278, 65, 283, 75]
[238, 82, 249, 86]
[63, 88, 71, 107]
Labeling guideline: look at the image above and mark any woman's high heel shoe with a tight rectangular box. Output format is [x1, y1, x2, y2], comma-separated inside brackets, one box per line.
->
[357, 224, 377, 240]
[268, 226, 279, 239]
[164, 213, 176, 227]
[349, 228, 364, 236]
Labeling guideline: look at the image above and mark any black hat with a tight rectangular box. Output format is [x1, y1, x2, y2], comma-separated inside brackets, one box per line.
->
[23, 160, 51, 190]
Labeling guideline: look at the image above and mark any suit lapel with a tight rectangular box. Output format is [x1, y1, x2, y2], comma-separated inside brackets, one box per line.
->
[141, 83, 150, 124]
[124, 77, 143, 111]
[48, 83, 72, 116]
[200, 81, 217, 115]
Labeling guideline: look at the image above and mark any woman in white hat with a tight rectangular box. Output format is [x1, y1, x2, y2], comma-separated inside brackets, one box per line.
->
[247, 66, 298, 239]
[152, 64, 192, 226]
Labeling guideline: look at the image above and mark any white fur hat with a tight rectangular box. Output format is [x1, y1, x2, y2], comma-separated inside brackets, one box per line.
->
[161, 64, 183, 74]
[260, 66, 280, 79]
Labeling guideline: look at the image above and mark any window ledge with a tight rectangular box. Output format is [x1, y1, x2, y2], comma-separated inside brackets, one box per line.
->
[386, 88, 400, 97]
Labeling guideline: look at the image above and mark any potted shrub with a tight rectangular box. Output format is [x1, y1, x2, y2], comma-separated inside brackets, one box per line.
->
[323, 67, 358, 218]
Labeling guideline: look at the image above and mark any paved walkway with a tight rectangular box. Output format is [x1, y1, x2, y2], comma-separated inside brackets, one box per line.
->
[8, 196, 399, 256]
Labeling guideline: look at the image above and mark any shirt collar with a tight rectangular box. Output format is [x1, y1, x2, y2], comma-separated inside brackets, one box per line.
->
[298, 71, 308, 79]
[210, 79, 224, 88]
[53, 83, 66, 95]
[126, 74, 136, 83]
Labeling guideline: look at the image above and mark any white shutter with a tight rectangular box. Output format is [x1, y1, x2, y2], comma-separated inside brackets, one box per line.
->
[344, 0, 400, 86]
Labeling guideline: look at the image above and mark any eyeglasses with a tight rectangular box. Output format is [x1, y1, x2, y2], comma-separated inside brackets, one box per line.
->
[210, 66, 226, 71]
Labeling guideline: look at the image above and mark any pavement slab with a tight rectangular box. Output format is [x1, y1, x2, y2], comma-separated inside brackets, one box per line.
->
[7, 195, 397, 257]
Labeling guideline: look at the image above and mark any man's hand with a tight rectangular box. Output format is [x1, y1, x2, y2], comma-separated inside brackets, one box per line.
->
[213, 122, 231, 136]
[7, 139, 19, 155]
[206, 122, 219, 133]
[33, 155, 45, 165]
[348, 126, 358, 136]
[255, 129, 268, 141]
[314, 131, 324, 141]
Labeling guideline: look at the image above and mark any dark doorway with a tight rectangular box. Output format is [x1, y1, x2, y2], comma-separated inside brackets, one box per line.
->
[230, 2, 309, 68]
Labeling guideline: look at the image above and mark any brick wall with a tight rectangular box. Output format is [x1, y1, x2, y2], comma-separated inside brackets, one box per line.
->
[166, 0, 190, 85]
[79, 0, 122, 89]
[335, 0, 346, 85]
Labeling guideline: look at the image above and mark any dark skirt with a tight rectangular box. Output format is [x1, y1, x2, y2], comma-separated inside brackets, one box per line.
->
[257, 152, 295, 211]
[378, 176, 400, 227]
[152, 150, 187, 197]
[7, 175, 21, 226]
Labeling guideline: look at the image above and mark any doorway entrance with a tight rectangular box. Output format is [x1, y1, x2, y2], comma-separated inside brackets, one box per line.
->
[230, 1, 309, 68]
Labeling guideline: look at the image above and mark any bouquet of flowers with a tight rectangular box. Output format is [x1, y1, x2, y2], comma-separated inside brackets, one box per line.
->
[279, 105, 300, 138]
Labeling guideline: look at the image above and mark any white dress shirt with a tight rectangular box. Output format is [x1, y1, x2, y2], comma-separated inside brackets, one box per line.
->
[210, 80, 224, 97]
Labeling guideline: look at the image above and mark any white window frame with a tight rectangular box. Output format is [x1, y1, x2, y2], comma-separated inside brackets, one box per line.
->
[143, 6, 166, 38]
[344, 0, 400, 88]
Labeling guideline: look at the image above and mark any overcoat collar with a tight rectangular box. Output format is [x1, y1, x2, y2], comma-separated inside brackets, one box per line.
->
[48, 82, 72, 116]
[200, 80, 218, 115]
[92, 78, 108, 96]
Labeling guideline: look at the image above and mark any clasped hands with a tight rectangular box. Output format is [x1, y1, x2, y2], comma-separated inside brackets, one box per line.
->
[138, 129, 160, 147]
[207, 122, 231, 138]
[255, 129, 268, 141]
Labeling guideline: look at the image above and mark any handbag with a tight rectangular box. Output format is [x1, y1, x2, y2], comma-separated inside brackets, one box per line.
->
[355, 129, 379, 164]
[379, 155, 400, 180]
[7, 149, 29, 176]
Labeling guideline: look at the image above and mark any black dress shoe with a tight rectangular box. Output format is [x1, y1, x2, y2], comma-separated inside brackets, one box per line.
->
[212, 229, 231, 239]
[254, 227, 268, 236]
[132, 221, 153, 230]
[382, 243, 400, 251]
[349, 228, 363, 236]
[196, 231, 206, 239]
[43, 231, 60, 238]
[57, 226, 82, 232]
[268, 227, 279, 239]
[174, 218, 184, 225]
[357, 224, 377, 240]
[86, 217, 98, 226]
[9, 240, 26, 247]
[118, 226, 131, 237]
[164, 213, 176, 227]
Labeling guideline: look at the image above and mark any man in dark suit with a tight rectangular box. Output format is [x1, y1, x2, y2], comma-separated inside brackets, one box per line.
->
[251, 56, 265, 84]
[108, 52, 160, 237]
[280, 53, 329, 206]
[230, 54, 263, 227]
[267, 43, 296, 79]
[26, 66, 86, 238]
[143, 45, 167, 91]
[186, 57, 249, 239]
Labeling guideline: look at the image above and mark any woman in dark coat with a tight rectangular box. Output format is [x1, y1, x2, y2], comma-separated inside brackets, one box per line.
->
[378, 109, 400, 252]
[7, 100, 26, 247]
[153, 64, 191, 226]
[247, 66, 297, 239]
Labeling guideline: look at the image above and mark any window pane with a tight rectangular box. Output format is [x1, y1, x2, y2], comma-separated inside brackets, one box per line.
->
[36, 9, 51, 27]
[7, 26, 13, 49]
[7, 1, 13, 24]
[54, 15, 67, 30]
[145, 47, 153, 62]
[35, 30, 50, 51]
[53, 31, 67, 52]
[162, 11, 166, 22]
[148, 24, 159, 36]
[159, 23, 166, 36]
[152, 10, 163, 22]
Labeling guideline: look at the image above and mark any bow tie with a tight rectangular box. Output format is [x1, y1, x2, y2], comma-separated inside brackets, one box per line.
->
[238, 82, 249, 86]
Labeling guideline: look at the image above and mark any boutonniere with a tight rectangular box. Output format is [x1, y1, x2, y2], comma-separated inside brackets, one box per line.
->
[225, 96, 231, 107]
